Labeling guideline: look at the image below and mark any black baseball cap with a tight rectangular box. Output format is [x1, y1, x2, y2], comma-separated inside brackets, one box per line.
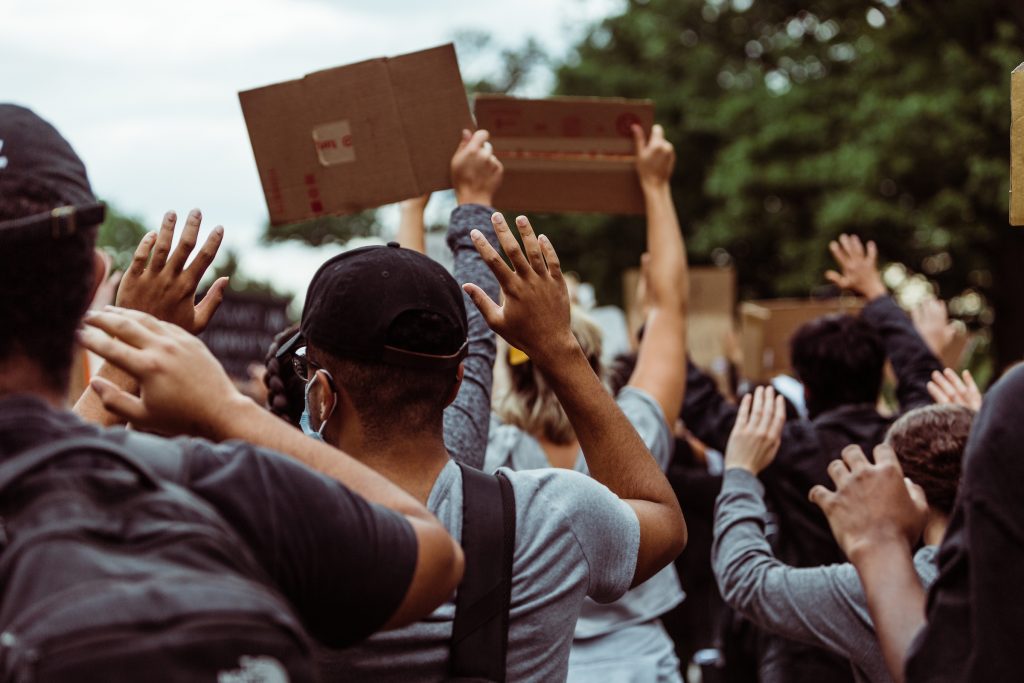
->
[0, 104, 105, 239]
[300, 242, 468, 370]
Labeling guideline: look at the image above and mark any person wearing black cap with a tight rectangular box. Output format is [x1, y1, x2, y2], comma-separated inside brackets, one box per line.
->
[0, 104, 464, 679]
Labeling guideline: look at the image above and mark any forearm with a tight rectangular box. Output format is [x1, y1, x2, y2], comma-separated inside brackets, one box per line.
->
[396, 204, 427, 254]
[862, 297, 942, 410]
[73, 362, 138, 426]
[216, 398, 437, 522]
[641, 183, 688, 309]
[851, 540, 927, 683]
[444, 203, 500, 469]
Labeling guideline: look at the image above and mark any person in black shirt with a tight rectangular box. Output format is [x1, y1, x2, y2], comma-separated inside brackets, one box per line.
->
[0, 104, 463, 669]
[680, 235, 941, 682]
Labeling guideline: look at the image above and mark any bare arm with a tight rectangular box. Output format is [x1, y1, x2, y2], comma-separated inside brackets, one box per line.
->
[77, 308, 463, 630]
[627, 124, 688, 424]
[462, 212, 687, 586]
[396, 194, 430, 254]
[809, 444, 931, 682]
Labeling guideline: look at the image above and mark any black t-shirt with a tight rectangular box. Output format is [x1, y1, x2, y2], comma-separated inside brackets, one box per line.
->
[905, 364, 1024, 682]
[0, 395, 418, 649]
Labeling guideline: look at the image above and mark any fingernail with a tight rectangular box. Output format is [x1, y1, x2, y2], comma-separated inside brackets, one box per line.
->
[190, 208, 202, 219]
[516, 216, 527, 226]
[491, 212, 502, 224]
[165, 211, 176, 222]
[214, 226, 224, 236]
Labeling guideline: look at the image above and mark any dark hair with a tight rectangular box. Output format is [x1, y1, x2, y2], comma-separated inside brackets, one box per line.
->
[790, 314, 885, 418]
[263, 323, 305, 428]
[0, 177, 97, 394]
[607, 351, 638, 397]
[312, 309, 464, 444]
[885, 403, 972, 515]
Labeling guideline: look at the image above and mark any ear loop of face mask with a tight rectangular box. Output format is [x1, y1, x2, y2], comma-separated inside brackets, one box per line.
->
[301, 369, 337, 441]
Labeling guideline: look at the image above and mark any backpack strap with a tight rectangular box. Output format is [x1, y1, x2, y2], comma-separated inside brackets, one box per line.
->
[0, 436, 162, 497]
[449, 463, 516, 682]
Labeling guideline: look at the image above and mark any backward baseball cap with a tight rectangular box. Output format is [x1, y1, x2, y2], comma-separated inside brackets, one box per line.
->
[0, 104, 105, 238]
[301, 242, 469, 370]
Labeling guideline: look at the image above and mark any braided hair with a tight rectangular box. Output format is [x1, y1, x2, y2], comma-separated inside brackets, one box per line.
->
[263, 323, 305, 428]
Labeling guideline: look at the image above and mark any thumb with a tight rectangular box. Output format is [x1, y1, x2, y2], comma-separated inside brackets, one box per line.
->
[824, 270, 845, 287]
[630, 123, 646, 154]
[463, 283, 502, 327]
[92, 376, 148, 424]
[193, 277, 229, 332]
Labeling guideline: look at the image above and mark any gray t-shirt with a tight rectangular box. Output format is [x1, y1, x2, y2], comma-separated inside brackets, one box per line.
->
[712, 468, 940, 683]
[323, 460, 641, 681]
[486, 387, 685, 639]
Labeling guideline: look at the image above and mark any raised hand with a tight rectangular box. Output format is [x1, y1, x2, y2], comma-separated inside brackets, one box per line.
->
[632, 123, 676, 189]
[462, 212, 575, 368]
[724, 386, 787, 475]
[78, 307, 240, 438]
[824, 234, 887, 301]
[912, 298, 957, 358]
[928, 368, 983, 411]
[451, 129, 504, 206]
[809, 444, 929, 563]
[116, 209, 229, 334]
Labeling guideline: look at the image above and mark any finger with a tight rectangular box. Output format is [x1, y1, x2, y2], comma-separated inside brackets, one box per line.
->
[85, 309, 163, 347]
[193, 277, 230, 332]
[470, 228, 514, 288]
[77, 326, 149, 375]
[906, 478, 929, 512]
[824, 270, 847, 288]
[491, 212, 531, 274]
[828, 240, 849, 268]
[866, 240, 878, 263]
[539, 235, 563, 280]
[840, 444, 870, 471]
[848, 234, 865, 258]
[931, 369, 957, 399]
[757, 387, 777, 432]
[927, 381, 950, 404]
[770, 394, 787, 438]
[184, 225, 225, 288]
[650, 124, 665, 142]
[872, 443, 901, 470]
[827, 459, 851, 487]
[127, 232, 157, 277]
[943, 368, 966, 393]
[808, 484, 835, 511]
[462, 283, 502, 326]
[962, 370, 980, 395]
[735, 393, 752, 428]
[465, 129, 490, 152]
[515, 215, 546, 275]
[750, 386, 765, 423]
[630, 123, 646, 153]
[166, 208, 202, 272]
[149, 211, 177, 271]
[90, 376, 148, 424]
[456, 128, 473, 151]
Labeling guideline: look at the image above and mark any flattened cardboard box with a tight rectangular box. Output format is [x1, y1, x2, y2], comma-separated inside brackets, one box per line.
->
[474, 95, 654, 214]
[740, 298, 864, 382]
[240, 44, 472, 226]
[1012, 63, 1024, 226]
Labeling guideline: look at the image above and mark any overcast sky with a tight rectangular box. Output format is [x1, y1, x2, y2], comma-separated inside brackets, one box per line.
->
[3, 0, 623, 296]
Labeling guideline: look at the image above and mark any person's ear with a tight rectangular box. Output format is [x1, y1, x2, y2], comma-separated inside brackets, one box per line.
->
[444, 362, 466, 408]
[89, 248, 110, 304]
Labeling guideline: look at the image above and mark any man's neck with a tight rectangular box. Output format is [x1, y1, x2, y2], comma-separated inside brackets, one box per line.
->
[0, 358, 66, 409]
[923, 511, 949, 547]
[336, 430, 452, 505]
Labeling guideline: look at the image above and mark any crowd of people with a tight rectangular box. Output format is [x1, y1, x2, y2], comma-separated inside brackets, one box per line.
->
[0, 100, 1016, 683]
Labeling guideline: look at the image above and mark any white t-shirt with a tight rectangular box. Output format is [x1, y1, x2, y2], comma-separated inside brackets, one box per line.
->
[319, 461, 641, 682]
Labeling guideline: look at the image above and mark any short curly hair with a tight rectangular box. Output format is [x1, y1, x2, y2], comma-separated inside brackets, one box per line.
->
[0, 177, 98, 394]
[884, 403, 973, 515]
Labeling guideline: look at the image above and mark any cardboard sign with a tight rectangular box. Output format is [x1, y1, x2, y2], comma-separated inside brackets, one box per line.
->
[688, 267, 737, 370]
[199, 290, 292, 379]
[240, 44, 473, 226]
[1012, 63, 1024, 226]
[474, 95, 655, 214]
[739, 298, 864, 382]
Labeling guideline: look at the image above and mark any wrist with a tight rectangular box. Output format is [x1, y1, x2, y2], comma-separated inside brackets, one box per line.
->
[845, 529, 911, 567]
[860, 279, 888, 301]
[640, 180, 672, 199]
[724, 462, 759, 476]
[203, 391, 257, 442]
[527, 332, 587, 375]
[455, 188, 494, 207]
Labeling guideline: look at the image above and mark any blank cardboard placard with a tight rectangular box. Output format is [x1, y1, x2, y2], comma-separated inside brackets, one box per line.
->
[1012, 63, 1024, 226]
[240, 44, 472, 227]
[740, 298, 864, 382]
[474, 95, 655, 214]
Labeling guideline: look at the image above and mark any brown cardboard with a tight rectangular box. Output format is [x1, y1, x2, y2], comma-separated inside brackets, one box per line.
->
[240, 44, 472, 226]
[740, 298, 864, 381]
[1012, 63, 1024, 226]
[474, 95, 655, 214]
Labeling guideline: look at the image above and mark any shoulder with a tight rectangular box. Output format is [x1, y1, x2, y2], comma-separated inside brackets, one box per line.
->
[617, 386, 673, 462]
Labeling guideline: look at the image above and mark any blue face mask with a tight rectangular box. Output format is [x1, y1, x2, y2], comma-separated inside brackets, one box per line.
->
[301, 370, 335, 441]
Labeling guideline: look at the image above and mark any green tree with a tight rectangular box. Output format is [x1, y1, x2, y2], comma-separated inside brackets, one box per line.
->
[95, 202, 148, 271]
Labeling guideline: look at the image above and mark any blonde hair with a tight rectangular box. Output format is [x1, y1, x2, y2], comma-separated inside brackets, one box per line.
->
[495, 307, 604, 445]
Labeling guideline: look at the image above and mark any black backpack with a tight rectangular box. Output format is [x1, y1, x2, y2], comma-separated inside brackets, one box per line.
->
[447, 463, 516, 683]
[0, 435, 315, 682]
